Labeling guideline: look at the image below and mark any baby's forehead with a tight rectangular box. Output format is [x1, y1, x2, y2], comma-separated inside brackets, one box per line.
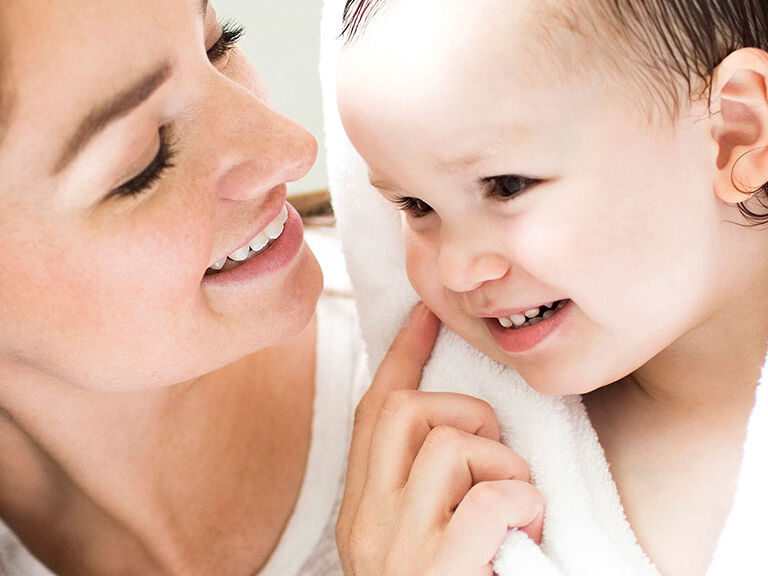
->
[342, 0, 613, 87]
[337, 7, 603, 178]
[339, 4, 540, 112]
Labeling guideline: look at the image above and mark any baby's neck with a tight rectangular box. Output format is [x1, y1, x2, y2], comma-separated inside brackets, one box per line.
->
[583, 301, 766, 575]
[626, 301, 766, 421]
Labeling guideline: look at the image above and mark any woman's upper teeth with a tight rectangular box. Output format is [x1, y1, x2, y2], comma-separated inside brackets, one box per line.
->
[209, 204, 288, 271]
[229, 244, 251, 262]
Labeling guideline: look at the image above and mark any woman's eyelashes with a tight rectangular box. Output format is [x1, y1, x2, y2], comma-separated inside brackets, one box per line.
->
[105, 21, 246, 201]
[108, 126, 176, 200]
[207, 20, 246, 63]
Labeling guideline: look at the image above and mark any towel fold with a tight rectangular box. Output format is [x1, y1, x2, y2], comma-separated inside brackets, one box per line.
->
[320, 1, 765, 573]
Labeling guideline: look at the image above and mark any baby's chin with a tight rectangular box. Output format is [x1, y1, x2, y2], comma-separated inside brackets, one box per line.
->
[446, 324, 607, 397]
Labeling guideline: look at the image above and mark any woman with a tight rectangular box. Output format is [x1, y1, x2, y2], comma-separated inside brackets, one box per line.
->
[0, 1, 526, 573]
[0, 1, 368, 574]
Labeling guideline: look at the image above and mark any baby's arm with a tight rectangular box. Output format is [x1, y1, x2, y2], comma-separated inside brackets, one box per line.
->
[336, 304, 545, 576]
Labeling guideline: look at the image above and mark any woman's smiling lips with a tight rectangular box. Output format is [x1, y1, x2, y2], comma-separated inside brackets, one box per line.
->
[201, 202, 305, 285]
[482, 299, 573, 353]
[206, 187, 289, 271]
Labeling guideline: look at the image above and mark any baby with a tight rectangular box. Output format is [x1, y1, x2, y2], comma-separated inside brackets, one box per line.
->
[333, 0, 768, 575]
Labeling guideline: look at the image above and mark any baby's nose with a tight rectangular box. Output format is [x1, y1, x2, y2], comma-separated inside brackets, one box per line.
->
[437, 230, 510, 293]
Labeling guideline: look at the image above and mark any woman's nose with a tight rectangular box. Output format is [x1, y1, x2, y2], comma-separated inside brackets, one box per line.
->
[201, 78, 318, 201]
[437, 226, 510, 293]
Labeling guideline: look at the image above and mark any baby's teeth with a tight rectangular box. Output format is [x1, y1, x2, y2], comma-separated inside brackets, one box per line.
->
[557, 300, 567, 309]
[528, 317, 543, 325]
[525, 308, 540, 318]
[249, 232, 269, 252]
[544, 302, 554, 310]
[542, 310, 555, 319]
[511, 314, 526, 327]
[229, 245, 251, 262]
[278, 204, 288, 224]
[265, 219, 284, 240]
[498, 317, 514, 328]
[211, 257, 227, 271]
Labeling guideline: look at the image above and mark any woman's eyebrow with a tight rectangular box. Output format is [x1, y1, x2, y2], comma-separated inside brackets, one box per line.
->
[52, 63, 172, 175]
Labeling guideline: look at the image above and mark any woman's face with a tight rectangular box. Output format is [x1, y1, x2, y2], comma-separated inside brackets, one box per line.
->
[0, 0, 322, 390]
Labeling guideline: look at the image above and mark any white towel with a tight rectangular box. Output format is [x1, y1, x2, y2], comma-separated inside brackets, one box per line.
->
[319, 1, 766, 573]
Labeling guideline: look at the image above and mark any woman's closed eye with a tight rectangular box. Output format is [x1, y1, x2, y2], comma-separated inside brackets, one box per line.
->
[105, 20, 245, 201]
[107, 125, 176, 200]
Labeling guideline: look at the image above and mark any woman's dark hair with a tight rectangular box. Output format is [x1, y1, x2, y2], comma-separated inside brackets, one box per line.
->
[341, 0, 768, 224]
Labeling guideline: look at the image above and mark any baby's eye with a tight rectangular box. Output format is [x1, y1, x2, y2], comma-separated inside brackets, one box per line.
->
[393, 196, 433, 218]
[483, 175, 539, 200]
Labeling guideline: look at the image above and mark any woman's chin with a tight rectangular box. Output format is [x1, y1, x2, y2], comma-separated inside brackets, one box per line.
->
[202, 245, 324, 376]
[252, 244, 323, 344]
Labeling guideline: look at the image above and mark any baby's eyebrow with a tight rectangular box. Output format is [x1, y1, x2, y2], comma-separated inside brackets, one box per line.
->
[368, 174, 401, 191]
[439, 154, 485, 170]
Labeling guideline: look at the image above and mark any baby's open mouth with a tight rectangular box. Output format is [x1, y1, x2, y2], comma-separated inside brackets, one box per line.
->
[205, 205, 288, 276]
[495, 300, 568, 330]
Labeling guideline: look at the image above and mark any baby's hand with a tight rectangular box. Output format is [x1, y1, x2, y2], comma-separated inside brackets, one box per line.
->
[336, 303, 545, 576]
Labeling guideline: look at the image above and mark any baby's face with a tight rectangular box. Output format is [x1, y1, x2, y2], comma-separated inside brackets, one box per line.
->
[338, 0, 739, 394]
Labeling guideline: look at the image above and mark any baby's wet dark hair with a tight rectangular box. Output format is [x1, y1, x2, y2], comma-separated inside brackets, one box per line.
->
[341, 0, 768, 223]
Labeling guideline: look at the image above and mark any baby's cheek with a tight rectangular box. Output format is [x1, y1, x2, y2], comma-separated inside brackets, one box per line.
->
[405, 236, 437, 289]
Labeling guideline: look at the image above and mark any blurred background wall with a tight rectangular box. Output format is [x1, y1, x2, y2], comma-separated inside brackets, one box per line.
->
[215, 0, 328, 196]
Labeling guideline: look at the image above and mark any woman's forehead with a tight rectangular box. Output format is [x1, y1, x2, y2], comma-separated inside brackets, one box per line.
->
[0, 1, 198, 176]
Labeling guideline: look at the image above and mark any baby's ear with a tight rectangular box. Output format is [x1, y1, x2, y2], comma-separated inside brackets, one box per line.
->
[710, 48, 768, 204]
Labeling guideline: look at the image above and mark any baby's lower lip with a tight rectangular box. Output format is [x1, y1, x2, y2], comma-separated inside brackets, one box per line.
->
[484, 299, 572, 354]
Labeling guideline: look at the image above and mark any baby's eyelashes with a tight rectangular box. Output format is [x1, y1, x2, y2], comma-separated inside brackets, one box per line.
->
[394, 196, 434, 218]
[482, 175, 540, 201]
[387, 175, 542, 219]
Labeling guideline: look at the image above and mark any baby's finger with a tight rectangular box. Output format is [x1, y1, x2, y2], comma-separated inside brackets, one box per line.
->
[365, 392, 501, 493]
[439, 480, 545, 573]
[400, 426, 530, 529]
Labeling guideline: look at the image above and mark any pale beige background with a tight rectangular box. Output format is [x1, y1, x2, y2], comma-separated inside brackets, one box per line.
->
[215, 0, 328, 195]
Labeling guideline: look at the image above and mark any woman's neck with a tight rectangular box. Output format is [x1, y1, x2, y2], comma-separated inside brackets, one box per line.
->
[0, 315, 317, 575]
